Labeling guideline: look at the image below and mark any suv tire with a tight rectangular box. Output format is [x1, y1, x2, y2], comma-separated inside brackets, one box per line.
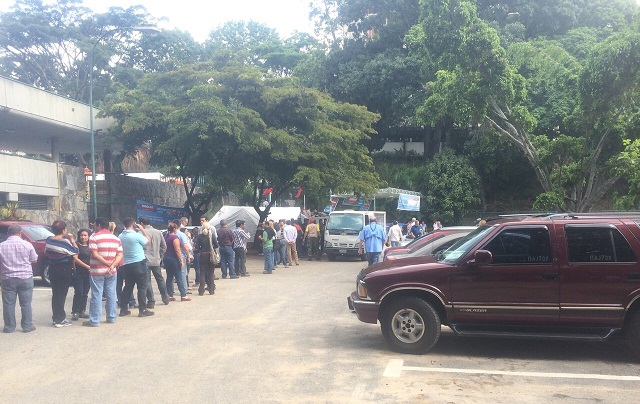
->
[380, 297, 441, 354]
[625, 310, 640, 360]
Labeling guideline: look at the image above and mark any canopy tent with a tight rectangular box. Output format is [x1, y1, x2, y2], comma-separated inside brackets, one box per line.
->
[209, 206, 301, 240]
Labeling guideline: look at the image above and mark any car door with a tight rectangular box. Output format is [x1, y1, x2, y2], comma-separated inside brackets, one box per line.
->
[450, 225, 560, 325]
[558, 223, 640, 327]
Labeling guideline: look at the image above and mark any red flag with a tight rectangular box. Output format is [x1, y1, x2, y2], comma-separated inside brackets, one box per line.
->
[295, 187, 303, 198]
[262, 187, 273, 196]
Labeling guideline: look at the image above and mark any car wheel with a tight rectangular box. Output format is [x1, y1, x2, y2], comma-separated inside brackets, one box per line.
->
[380, 297, 441, 354]
[625, 310, 640, 360]
[41, 264, 51, 286]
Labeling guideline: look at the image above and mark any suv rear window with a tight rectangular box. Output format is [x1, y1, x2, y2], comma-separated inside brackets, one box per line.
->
[565, 225, 636, 263]
[482, 226, 552, 264]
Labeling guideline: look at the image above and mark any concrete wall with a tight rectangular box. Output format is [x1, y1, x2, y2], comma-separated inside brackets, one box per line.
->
[0, 154, 89, 231]
[98, 173, 187, 225]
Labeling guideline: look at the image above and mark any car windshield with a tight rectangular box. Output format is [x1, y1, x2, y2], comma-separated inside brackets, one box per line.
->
[22, 225, 54, 241]
[438, 225, 495, 264]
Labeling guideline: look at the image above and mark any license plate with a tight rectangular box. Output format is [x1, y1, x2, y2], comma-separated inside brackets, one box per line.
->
[339, 249, 347, 254]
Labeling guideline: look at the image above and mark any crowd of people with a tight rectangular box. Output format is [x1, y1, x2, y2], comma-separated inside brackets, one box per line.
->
[0, 214, 322, 332]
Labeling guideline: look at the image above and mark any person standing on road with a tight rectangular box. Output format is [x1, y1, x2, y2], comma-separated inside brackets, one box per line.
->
[387, 221, 403, 247]
[164, 223, 190, 302]
[195, 222, 218, 295]
[409, 219, 422, 239]
[217, 219, 237, 279]
[173, 219, 191, 290]
[274, 220, 288, 268]
[45, 220, 79, 328]
[70, 228, 91, 321]
[259, 220, 276, 274]
[358, 215, 386, 266]
[139, 216, 168, 307]
[232, 220, 251, 277]
[303, 218, 321, 261]
[118, 217, 153, 318]
[83, 217, 123, 327]
[284, 220, 299, 266]
[0, 225, 38, 333]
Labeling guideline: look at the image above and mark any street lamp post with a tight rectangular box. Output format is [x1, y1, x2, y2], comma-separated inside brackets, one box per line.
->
[89, 26, 159, 221]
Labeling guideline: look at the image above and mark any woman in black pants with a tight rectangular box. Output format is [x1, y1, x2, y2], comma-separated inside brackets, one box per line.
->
[71, 229, 91, 321]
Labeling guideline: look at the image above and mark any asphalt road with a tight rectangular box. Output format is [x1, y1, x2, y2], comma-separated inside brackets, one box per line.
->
[1, 254, 639, 403]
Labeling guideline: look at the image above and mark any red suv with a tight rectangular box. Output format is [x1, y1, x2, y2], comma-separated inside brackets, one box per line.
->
[348, 213, 640, 358]
[0, 221, 53, 285]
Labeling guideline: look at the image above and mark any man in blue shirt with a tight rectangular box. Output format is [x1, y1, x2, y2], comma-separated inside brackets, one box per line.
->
[118, 217, 153, 317]
[358, 215, 386, 266]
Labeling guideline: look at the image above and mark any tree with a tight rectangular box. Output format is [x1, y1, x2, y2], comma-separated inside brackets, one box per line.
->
[419, 149, 482, 224]
[101, 62, 381, 223]
[411, 0, 640, 212]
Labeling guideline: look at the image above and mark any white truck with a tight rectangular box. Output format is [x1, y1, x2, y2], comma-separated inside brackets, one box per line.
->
[323, 210, 387, 261]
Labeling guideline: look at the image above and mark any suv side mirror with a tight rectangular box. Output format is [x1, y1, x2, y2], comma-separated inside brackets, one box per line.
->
[471, 250, 493, 266]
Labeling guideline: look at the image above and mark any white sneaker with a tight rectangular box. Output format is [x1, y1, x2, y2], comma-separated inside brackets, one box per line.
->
[53, 319, 72, 328]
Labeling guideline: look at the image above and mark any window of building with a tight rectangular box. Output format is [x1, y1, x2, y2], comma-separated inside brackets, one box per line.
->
[17, 194, 48, 210]
[565, 226, 636, 263]
[482, 226, 552, 265]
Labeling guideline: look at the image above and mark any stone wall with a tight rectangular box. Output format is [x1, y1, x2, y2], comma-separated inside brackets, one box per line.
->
[97, 173, 187, 224]
[21, 164, 89, 231]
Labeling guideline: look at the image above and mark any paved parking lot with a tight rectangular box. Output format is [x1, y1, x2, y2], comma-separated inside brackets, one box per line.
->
[1, 254, 639, 403]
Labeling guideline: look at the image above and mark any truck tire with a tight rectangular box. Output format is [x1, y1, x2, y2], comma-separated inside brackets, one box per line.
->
[380, 297, 441, 354]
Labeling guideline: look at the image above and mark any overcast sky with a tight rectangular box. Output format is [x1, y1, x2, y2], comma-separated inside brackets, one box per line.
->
[0, 0, 316, 42]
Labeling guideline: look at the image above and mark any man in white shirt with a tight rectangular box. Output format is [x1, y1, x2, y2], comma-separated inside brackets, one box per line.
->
[387, 221, 403, 247]
[284, 220, 299, 266]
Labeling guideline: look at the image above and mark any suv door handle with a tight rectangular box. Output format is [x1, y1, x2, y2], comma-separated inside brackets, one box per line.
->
[542, 273, 558, 280]
[627, 273, 640, 281]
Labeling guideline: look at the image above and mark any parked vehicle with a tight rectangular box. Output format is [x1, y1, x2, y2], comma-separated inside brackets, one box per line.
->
[0, 220, 53, 285]
[324, 210, 386, 261]
[383, 227, 475, 261]
[348, 213, 640, 358]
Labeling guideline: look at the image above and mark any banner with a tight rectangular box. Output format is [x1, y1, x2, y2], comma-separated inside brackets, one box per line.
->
[136, 200, 189, 229]
[397, 194, 421, 211]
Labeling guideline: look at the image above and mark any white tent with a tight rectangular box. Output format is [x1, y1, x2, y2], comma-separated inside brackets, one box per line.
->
[209, 206, 301, 241]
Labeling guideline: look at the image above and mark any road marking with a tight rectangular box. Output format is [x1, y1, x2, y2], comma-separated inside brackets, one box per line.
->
[384, 359, 640, 381]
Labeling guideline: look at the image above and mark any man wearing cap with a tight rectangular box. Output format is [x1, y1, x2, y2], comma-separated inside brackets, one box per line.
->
[358, 215, 386, 266]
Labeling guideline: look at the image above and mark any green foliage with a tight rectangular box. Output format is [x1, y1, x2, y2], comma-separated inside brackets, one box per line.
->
[533, 192, 564, 211]
[419, 149, 482, 225]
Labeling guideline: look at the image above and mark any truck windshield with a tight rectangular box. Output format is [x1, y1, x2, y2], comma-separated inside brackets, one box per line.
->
[327, 214, 362, 232]
[439, 225, 495, 264]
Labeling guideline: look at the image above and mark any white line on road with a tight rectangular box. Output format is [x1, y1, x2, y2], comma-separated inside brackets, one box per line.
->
[384, 359, 640, 381]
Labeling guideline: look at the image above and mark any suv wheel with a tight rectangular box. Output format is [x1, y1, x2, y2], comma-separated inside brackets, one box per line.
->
[380, 297, 441, 354]
[625, 310, 640, 359]
[41, 264, 51, 286]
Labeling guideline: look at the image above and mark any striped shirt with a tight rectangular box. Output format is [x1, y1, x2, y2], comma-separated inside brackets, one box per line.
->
[45, 236, 78, 265]
[0, 236, 38, 280]
[89, 229, 123, 276]
[232, 227, 250, 249]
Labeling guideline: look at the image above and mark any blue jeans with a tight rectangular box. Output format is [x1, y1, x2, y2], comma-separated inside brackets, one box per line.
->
[2, 277, 34, 332]
[164, 256, 187, 297]
[275, 241, 288, 266]
[89, 274, 117, 325]
[219, 246, 236, 278]
[263, 247, 274, 272]
[366, 252, 381, 266]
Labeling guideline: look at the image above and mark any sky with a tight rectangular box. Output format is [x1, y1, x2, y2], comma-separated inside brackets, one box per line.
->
[0, 0, 316, 42]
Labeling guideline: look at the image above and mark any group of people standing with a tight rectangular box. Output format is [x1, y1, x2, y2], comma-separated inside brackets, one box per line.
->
[0, 214, 256, 332]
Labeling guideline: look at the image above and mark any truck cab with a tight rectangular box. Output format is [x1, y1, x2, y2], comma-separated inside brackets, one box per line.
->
[324, 210, 386, 261]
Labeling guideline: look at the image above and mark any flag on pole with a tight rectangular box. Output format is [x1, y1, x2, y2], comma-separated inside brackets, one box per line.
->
[295, 187, 303, 198]
[262, 187, 273, 196]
